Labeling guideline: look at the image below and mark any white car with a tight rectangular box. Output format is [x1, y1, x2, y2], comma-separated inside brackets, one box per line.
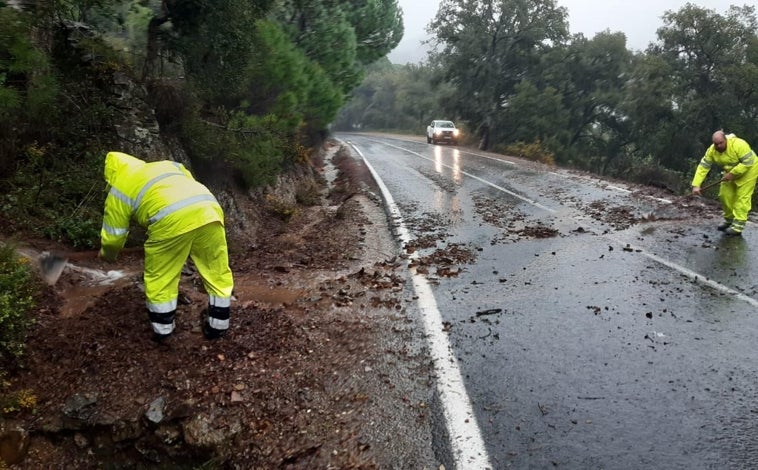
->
[426, 120, 459, 145]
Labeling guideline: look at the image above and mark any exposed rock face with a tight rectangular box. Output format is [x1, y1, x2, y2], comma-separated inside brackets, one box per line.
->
[100, 68, 177, 164]
[110, 71, 166, 161]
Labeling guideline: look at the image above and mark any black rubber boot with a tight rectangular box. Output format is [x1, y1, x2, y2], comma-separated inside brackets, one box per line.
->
[203, 322, 225, 340]
[148, 310, 175, 342]
[724, 227, 742, 237]
[152, 332, 172, 342]
[203, 306, 229, 340]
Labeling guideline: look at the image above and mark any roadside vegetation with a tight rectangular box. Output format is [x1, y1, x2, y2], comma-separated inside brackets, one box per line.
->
[0, 243, 37, 378]
[334, 2, 758, 194]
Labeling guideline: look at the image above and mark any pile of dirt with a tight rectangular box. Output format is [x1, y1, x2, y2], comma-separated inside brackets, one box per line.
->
[1, 141, 438, 469]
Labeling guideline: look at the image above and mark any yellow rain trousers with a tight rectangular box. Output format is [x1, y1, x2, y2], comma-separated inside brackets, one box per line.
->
[100, 152, 233, 335]
[691, 135, 758, 234]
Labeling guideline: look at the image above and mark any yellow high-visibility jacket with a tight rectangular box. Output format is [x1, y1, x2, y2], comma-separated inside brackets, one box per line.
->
[692, 135, 758, 187]
[100, 151, 224, 258]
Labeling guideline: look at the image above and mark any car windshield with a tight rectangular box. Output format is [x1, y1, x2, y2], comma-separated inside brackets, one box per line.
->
[438, 121, 454, 128]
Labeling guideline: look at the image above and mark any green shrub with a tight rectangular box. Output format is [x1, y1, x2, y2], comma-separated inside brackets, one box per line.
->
[295, 179, 322, 207]
[499, 140, 556, 166]
[1, 388, 37, 415]
[180, 106, 291, 190]
[265, 194, 298, 221]
[605, 153, 690, 194]
[0, 243, 37, 364]
[42, 217, 100, 249]
[0, 8, 60, 178]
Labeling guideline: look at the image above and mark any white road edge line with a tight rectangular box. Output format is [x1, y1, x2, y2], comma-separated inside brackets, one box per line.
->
[348, 143, 493, 470]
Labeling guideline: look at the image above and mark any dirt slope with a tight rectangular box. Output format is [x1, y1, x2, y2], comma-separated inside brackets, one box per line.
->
[3, 140, 439, 469]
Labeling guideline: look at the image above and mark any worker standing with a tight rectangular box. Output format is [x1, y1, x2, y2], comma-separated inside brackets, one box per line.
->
[691, 131, 758, 236]
[99, 151, 234, 341]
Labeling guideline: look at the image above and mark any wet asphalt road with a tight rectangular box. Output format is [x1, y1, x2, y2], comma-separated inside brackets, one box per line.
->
[339, 133, 758, 470]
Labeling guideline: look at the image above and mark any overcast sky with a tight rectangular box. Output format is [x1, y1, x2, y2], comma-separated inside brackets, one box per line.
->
[387, 0, 739, 64]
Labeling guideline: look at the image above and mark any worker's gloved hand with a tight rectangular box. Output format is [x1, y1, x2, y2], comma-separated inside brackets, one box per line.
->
[722, 173, 734, 181]
[98, 247, 118, 262]
[691, 186, 701, 196]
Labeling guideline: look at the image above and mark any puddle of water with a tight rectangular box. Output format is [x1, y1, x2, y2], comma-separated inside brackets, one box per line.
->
[57, 265, 136, 317]
[233, 280, 304, 306]
[68, 265, 128, 285]
[58, 284, 112, 317]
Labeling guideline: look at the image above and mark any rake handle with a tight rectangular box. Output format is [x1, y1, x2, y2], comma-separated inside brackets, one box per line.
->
[51, 245, 143, 261]
[697, 179, 724, 192]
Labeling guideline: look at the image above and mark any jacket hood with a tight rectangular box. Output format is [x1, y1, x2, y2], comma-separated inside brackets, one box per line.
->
[104, 152, 145, 185]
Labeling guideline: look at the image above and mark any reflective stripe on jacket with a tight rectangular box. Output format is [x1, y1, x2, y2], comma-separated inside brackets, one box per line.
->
[101, 152, 224, 252]
[692, 135, 758, 187]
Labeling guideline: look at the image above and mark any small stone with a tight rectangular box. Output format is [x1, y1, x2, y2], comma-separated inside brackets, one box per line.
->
[146, 397, 165, 424]
[74, 432, 89, 448]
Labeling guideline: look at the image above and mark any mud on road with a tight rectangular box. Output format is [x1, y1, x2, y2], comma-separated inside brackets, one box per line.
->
[2, 141, 440, 469]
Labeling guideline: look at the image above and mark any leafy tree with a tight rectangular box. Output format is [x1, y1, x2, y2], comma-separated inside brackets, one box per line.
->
[166, 0, 273, 104]
[620, 52, 684, 171]
[536, 31, 633, 171]
[496, 80, 569, 154]
[427, 0, 570, 144]
[348, 0, 404, 64]
[176, 17, 339, 187]
[728, 32, 758, 130]
[273, 0, 403, 95]
[334, 62, 399, 130]
[646, 4, 758, 171]
[95, 0, 156, 70]
[395, 63, 450, 130]
[0, 7, 60, 177]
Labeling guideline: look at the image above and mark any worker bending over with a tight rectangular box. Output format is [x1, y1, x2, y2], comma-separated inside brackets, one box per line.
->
[691, 131, 758, 236]
[99, 151, 234, 341]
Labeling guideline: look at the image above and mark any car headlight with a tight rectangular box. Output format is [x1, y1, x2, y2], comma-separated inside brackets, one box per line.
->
[453, 130, 460, 136]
